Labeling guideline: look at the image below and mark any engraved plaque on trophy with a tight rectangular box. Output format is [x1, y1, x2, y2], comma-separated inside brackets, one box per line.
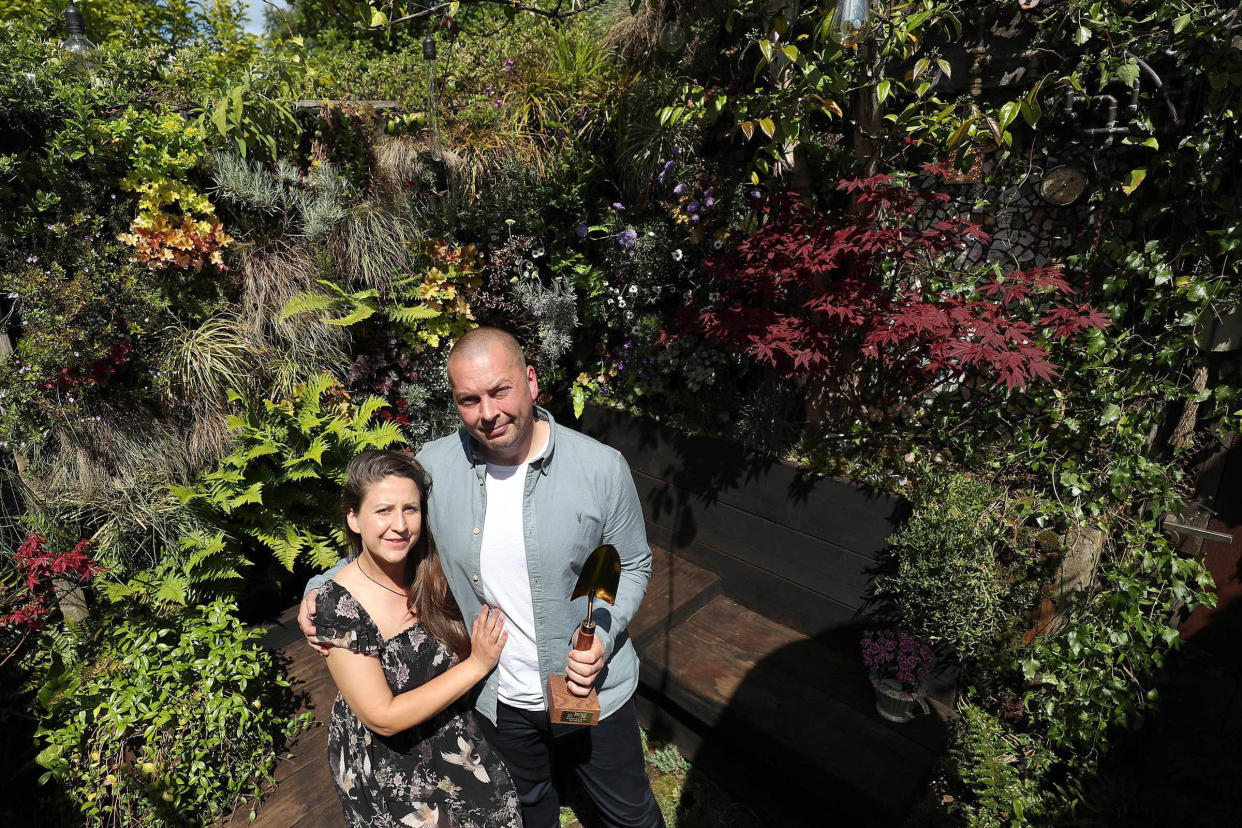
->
[547, 544, 621, 726]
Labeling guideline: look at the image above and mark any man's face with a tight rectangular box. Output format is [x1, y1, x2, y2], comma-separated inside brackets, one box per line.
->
[448, 342, 540, 465]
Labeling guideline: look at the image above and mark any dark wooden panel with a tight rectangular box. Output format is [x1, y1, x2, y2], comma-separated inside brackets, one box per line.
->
[644, 519, 880, 639]
[628, 545, 722, 653]
[634, 469, 879, 613]
[577, 405, 906, 558]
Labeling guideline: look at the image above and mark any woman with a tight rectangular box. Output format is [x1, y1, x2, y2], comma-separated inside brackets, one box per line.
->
[313, 449, 521, 828]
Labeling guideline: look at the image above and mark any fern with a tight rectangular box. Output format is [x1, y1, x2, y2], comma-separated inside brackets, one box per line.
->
[176, 376, 404, 572]
[99, 531, 245, 610]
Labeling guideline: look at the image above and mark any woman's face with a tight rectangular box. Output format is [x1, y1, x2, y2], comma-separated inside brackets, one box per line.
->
[346, 474, 422, 566]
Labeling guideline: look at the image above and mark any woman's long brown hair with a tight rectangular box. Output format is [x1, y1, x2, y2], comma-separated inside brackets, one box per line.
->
[342, 450, 471, 660]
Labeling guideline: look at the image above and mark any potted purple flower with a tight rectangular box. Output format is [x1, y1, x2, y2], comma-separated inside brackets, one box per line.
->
[860, 629, 935, 723]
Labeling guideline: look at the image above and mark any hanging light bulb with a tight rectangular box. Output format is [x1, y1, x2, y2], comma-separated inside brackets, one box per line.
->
[828, 0, 871, 48]
[658, 4, 687, 55]
[60, 1, 97, 65]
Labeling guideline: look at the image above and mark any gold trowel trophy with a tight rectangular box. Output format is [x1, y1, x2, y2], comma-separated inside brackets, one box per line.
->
[547, 544, 621, 726]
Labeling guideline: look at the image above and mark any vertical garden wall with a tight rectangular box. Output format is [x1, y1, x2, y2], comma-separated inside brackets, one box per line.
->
[1, 1, 1240, 825]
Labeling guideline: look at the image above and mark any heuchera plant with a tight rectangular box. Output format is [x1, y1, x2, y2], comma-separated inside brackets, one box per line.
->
[861, 629, 935, 687]
[682, 169, 1110, 398]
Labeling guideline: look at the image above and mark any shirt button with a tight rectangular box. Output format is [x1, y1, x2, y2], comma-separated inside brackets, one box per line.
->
[473, 527, 480, 534]
[473, 575, 479, 582]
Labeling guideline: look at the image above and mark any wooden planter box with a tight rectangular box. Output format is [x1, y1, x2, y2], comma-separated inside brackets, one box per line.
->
[572, 405, 908, 638]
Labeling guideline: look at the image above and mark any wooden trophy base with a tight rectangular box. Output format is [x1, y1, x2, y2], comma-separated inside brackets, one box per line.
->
[547, 674, 601, 726]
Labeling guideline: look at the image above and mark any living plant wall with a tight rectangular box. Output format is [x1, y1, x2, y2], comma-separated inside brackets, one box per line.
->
[0, 0, 1239, 825]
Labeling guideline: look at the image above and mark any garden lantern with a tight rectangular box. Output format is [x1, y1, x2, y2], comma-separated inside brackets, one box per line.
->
[60, 1, 97, 62]
[829, 0, 871, 47]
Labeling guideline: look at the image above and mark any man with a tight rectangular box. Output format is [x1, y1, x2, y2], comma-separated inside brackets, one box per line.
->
[300, 327, 664, 828]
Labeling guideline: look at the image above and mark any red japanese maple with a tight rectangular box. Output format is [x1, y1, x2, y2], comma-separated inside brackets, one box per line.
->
[1, 534, 103, 630]
[681, 171, 1108, 401]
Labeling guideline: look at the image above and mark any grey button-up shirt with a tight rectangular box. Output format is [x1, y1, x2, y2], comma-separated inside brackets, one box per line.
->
[308, 406, 652, 727]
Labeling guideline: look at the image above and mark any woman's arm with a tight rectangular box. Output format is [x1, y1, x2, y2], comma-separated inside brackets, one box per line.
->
[326, 605, 506, 737]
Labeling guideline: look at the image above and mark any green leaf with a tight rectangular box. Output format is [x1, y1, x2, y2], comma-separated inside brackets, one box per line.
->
[1075, 24, 1091, 45]
[757, 117, 776, 138]
[1116, 59, 1140, 88]
[947, 117, 974, 149]
[573, 384, 586, 419]
[757, 39, 773, 65]
[1121, 168, 1147, 196]
[1020, 98, 1042, 127]
[230, 86, 244, 125]
[279, 291, 336, 322]
[876, 80, 891, 104]
[370, 8, 388, 27]
[1100, 404, 1122, 426]
[388, 303, 441, 325]
[326, 303, 374, 327]
[1172, 13, 1190, 33]
[998, 101, 1020, 130]
[212, 99, 229, 137]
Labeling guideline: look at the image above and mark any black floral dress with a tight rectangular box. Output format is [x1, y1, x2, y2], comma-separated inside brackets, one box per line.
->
[314, 580, 522, 828]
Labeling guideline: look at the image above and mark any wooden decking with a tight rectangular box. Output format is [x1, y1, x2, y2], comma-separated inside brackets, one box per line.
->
[233, 544, 945, 826]
[228, 606, 346, 828]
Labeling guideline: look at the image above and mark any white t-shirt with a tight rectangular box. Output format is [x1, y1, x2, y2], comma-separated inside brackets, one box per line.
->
[479, 459, 544, 710]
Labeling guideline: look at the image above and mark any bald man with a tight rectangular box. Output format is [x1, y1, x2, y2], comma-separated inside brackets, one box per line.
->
[301, 327, 664, 828]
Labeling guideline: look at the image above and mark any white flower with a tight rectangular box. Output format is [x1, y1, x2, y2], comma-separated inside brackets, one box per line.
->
[712, 239, 724, 250]
[672, 249, 684, 261]
[627, 284, 638, 296]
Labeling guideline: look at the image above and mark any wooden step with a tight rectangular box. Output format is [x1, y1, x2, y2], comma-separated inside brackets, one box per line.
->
[638, 594, 946, 821]
[628, 544, 722, 653]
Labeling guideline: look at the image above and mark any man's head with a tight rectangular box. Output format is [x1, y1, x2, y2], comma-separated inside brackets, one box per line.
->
[447, 327, 541, 465]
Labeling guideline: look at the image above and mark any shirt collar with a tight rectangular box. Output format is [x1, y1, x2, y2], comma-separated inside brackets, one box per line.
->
[461, 405, 557, 473]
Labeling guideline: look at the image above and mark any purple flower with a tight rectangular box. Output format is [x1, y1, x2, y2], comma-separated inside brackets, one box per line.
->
[658, 160, 675, 183]
[503, 59, 514, 70]
[750, 189, 762, 199]
[673, 183, 687, 196]
[612, 202, 626, 212]
[576, 224, 589, 238]
[703, 192, 716, 208]
[495, 98, 504, 107]
[617, 228, 638, 248]
[687, 200, 700, 213]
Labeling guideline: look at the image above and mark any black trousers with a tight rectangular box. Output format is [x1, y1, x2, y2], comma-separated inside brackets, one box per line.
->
[477, 698, 665, 828]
